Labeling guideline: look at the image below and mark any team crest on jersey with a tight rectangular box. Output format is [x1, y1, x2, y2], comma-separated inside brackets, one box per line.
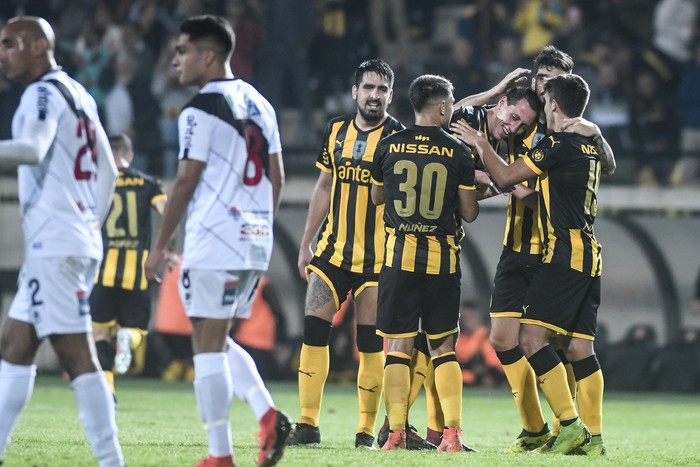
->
[222, 280, 238, 306]
[353, 141, 367, 159]
[77, 290, 90, 316]
[532, 149, 545, 162]
[244, 95, 260, 117]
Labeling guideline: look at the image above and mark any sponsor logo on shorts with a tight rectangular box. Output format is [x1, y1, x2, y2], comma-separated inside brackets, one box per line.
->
[77, 290, 90, 316]
[222, 280, 238, 306]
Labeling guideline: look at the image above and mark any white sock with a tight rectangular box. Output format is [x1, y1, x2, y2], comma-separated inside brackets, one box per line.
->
[193, 352, 233, 457]
[71, 372, 124, 467]
[226, 337, 274, 420]
[0, 360, 36, 459]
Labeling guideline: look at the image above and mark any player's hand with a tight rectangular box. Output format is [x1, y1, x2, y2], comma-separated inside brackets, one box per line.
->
[561, 117, 600, 138]
[495, 67, 530, 94]
[145, 248, 164, 284]
[297, 246, 312, 281]
[475, 170, 503, 195]
[450, 120, 484, 147]
[164, 252, 180, 271]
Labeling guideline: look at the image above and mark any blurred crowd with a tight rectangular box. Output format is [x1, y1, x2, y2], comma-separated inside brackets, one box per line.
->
[1, 0, 700, 186]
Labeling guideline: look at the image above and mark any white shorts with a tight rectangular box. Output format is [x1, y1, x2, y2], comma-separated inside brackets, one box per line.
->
[8, 257, 99, 339]
[178, 268, 262, 320]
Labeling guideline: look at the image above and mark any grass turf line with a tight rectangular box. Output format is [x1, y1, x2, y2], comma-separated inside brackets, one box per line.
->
[5, 375, 700, 466]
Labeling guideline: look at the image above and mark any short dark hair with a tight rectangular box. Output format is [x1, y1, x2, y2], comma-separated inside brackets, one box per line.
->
[108, 133, 132, 153]
[180, 15, 235, 62]
[504, 86, 541, 115]
[533, 45, 574, 74]
[408, 74, 454, 113]
[354, 59, 395, 88]
[543, 74, 590, 117]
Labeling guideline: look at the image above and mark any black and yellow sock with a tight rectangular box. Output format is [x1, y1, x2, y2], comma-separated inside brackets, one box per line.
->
[572, 355, 604, 436]
[408, 333, 430, 409]
[552, 349, 577, 435]
[298, 316, 332, 426]
[95, 340, 116, 394]
[497, 346, 546, 433]
[356, 325, 384, 436]
[423, 357, 444, 433]
[384, 352, 411, 431]
[528, 345, 577, 422]
[129, 328, 149, 375]
[432, 352, 462, 428]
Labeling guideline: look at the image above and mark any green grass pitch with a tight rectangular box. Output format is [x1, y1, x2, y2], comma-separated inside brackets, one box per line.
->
[4, 375, 700, 466]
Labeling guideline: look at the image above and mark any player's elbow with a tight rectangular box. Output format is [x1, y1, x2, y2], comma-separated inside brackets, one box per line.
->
[461, 202, 479, 223]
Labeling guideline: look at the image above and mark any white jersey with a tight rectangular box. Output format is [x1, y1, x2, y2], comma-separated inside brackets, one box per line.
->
[13, 70, 104, 260]
[178, 79, 282, 271]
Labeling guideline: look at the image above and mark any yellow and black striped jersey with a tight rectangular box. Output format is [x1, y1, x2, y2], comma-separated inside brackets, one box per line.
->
[95, 167, 166, 290]
[504, 122, 546, 255]
[523, 132, 602, 277]
[314, 114, 405, 273]
[451, 105, 499, 169]
[371, 125, 477, 275]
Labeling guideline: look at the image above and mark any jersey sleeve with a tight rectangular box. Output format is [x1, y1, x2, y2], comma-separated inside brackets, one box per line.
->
[458, 145, 477, 190]
[149, 177, 167, 207]
[371, 140, 387, 186]
[178, 106, 213, 163]
[315, 120, 334, 173]
[255, 97, 282, 155]
[15, 83, 65, 141]
[522, 134, 562, 175]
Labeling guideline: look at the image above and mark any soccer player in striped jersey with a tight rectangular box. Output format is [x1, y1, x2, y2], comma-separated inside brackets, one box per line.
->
[144, 15, 290, 467]
[453, 73, 604, 456]
[371, 74, 479, 452]
[456, 47, 616, 454]
[0, 16, 123, 466]
[291, 60, 404, 449]
[90, 134, 167, 397]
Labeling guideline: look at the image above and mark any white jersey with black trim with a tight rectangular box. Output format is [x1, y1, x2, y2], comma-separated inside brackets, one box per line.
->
[178, 78, 282, 271]
[13, 70, 104, 260]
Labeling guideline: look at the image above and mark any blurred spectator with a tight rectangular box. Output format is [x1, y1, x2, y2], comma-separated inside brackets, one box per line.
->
[369, 0, 411, 72]
[586, 62, 633, 168]
[151, 36, 197, 178]
[455, 301, 504, 387]
[485, 34, 528, 90]
[429, 34, 485, 100]
[104, 54, 136, 138]
[72, 24, 111, 109]
[129, 0, 170, 61]
[256, 0, 315, 116]
[652, 0, 699, 81]
[119, 21, 163, 175]
[629, 66, 677, 185]
[671, 40, 700, 186]
[513, 0, 566, 57]
[231, 275, 290, 381]
[226, 0, 261, 82]
[0, 74, 22, 140]
[651, 327, 700, 392]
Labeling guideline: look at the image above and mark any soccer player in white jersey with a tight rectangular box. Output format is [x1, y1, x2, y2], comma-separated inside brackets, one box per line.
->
[0, 16, 124, 467]
[144, 15, 290, 467]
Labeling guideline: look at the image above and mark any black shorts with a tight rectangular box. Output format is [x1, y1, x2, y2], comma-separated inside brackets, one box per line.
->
[490, 248, 541, 318]
[307, 256, 378, 310]
[377, 266, 460, 339]
[90, 284, 151, 330]
[521, 263, 600, 340]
